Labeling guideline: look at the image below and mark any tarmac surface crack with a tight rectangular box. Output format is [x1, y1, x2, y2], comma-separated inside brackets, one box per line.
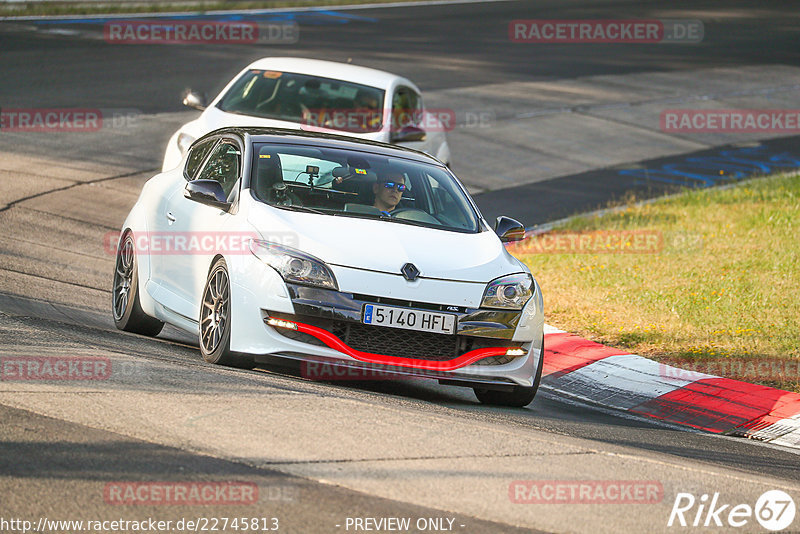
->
[0, 167, 156, 214]
[0, 266, 108, 293]
[257, 450, 596, 466]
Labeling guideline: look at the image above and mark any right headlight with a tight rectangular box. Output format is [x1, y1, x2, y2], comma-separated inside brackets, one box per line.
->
[481, 273, 533, 310]
[249, 240, 338, 290]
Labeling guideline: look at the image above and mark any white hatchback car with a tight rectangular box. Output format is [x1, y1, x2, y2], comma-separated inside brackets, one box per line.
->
[163, 57, 451, 171]
[118, 128, 543, 406]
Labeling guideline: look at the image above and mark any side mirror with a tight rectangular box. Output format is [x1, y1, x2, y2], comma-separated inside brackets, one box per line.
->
[182, 89, 207, 111]
[184, 180, 231, 210]
[494, 216, 526, 243]
[390, 125, 426, 143]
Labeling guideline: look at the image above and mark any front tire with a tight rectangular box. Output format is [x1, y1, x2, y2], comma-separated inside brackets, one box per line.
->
[199, 258, 254, 369]
[112, 231, 164, 337]
[473, 335, 544, 407]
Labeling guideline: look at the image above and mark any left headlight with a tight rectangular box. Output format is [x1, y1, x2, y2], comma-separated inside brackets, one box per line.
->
[177, 132, 196, 155]
[481, 273, 533, 310]
[249, 240, 338, 290]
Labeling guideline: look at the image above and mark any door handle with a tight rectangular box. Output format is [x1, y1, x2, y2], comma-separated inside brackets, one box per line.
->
[166, 212, 176, 223]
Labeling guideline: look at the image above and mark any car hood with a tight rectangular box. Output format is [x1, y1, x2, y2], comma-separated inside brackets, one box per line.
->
[247, 201, 523, 282]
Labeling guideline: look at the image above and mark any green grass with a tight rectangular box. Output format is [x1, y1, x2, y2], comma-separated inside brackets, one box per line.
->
[1, 0, 415, 18]
[511, 172, 800, 391]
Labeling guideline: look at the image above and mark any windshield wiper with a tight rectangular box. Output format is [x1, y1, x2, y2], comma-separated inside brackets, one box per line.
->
[273, 204, 328, 215]
[219, 107, 295, 122]
[272, 206, 442, 228]
[378, 215, 433, 229]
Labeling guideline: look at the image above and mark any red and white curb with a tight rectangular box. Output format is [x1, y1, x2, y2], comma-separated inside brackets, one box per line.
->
[541, 325, 800, 449]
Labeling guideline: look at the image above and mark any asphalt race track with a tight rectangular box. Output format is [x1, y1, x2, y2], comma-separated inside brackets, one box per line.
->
[2, 1, 800, 532]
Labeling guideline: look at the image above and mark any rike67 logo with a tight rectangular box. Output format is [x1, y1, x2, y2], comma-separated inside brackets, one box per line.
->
[668, 490, 796, 531]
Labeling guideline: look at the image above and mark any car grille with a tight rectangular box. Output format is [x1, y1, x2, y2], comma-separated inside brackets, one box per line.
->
[471, 353, 517, 366]
[333, 321, 457, 360]
[267, 312, 521, 364]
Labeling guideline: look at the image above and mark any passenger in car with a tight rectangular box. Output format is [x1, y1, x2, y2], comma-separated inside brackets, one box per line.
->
[354, 90, 382, 131]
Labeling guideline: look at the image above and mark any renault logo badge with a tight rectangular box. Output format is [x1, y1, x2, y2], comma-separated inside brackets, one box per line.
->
[401, 263, 420, 281]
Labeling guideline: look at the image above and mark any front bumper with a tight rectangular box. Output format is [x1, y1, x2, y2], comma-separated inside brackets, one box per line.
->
[228, 256, 543, 387]
[268, 284, 523, 367]
[265, 284, 543, 388]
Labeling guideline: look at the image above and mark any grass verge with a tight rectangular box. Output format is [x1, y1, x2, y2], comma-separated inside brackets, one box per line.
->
[510, 172, 800, 392]
[0, 0, 416, 18]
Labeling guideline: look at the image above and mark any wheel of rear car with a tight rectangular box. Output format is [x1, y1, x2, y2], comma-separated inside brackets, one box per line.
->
[199, 258, 254, 369]
[112, 231, 164, 337]
[473, 335, 544, 407]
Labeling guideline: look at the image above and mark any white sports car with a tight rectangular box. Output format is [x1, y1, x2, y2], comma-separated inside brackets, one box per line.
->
[163, 57, 452, 172]
[117, 127, 543, 406]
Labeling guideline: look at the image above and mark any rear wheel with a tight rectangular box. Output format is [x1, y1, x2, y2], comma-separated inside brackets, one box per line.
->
[473, 335, 544, 407]
[199, 258, 254, 370]
[112, 231, 164, 336]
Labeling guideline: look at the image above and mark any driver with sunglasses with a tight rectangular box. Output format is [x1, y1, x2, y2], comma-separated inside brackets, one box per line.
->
[373, 172, 407, 215]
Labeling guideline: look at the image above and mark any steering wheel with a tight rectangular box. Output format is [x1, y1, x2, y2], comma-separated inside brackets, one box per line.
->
[280, 101, 304, 118]
[389, 208, 441, 225]
[271, 183, 303, 207]
[255, 98, 280, 113]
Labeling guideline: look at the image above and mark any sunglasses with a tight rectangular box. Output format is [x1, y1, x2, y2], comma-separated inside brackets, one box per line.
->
[382, 182, 406, 192]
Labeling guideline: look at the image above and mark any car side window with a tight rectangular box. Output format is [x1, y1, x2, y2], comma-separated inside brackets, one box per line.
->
[195, 141, 241, 198]
[425, 173, 470, 229]
[184, 138, 217, 181]
[392, 86, 422, 112]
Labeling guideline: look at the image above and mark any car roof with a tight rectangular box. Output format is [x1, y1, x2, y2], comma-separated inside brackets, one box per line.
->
[202, 126, 444, 166]
[244, 57, 414, 92]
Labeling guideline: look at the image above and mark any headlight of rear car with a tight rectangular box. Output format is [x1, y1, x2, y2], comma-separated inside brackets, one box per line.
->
[481, 273, 533, 310]
[249, 240, 338, 290]
[177, 132, 196, 155]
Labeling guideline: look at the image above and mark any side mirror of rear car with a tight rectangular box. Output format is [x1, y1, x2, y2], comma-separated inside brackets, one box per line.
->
[494, 216, 526, 243]
[182, 89, 207, 111]
[184, 180, 231, 210]
[390, 125, 426, 143]
[332, 166, 350, 178]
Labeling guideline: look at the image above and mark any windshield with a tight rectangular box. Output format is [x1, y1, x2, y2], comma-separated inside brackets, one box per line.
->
[217, 70, 385, 134]
[250, 143, 480, 233]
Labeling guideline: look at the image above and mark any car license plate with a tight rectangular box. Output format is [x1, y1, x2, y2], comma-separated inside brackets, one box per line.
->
[362, 304, 456, 335]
